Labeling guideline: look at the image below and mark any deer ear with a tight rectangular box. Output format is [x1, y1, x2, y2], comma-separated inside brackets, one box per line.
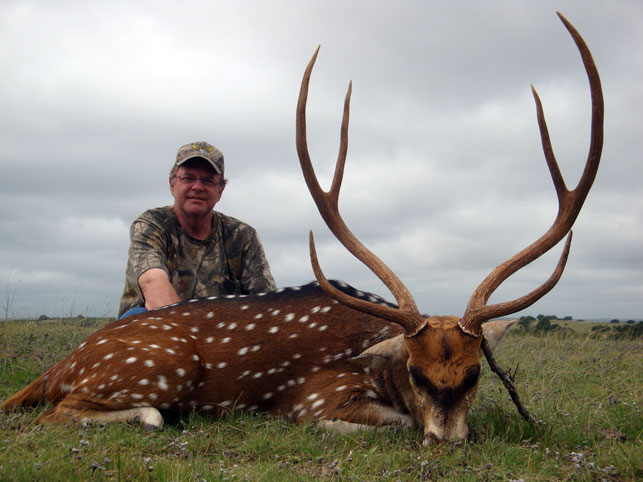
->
[481, 319, 516, 352]
[350, 335, 408, 371]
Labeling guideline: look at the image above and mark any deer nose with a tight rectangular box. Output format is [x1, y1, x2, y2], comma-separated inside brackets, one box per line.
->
[422, 432, 441, 446]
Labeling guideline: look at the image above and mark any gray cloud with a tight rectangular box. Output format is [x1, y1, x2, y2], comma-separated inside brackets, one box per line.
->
[1, 0, 641, 321]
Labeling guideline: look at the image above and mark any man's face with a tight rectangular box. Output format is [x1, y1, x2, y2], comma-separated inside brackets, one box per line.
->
[170, 158, 224, 218]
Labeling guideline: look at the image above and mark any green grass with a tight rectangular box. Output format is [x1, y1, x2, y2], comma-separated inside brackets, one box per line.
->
[1, 319, 641, 481]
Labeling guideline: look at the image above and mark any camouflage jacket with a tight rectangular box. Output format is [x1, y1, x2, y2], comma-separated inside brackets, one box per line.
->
[118, 206, 275, 317]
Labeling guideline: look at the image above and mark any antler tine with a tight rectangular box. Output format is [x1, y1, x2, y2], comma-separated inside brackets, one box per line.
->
[296, 47, 426, 336]
[459, 13, 604, 336]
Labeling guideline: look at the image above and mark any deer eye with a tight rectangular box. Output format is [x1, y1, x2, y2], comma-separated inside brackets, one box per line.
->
[462, 365, 481, 392]
[408, 366, 430, 388]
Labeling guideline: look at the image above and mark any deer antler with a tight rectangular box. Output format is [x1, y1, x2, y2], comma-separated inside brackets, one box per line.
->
[296, 47, 427, 337]
[459, 12, 604, 336]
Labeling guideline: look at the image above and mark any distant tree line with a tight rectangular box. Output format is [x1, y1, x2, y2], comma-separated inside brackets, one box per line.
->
[517, 315, 565, 334]
[515, 314, 642, 340]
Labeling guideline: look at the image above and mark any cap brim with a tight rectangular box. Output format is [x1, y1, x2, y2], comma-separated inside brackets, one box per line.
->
[176, 155, 222, 174]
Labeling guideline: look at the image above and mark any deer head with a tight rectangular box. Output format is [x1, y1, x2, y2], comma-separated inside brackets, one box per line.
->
[295, 12, 603, 442]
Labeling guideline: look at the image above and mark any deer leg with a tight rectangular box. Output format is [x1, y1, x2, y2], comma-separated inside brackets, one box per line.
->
[36, 395, 164, 431]
[318, 402, 415, 434]
[317, 419, 374, 433]
[327, 400, 415, 429]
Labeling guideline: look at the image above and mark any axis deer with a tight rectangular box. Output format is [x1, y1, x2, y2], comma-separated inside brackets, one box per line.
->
[2, 13, 602, 443]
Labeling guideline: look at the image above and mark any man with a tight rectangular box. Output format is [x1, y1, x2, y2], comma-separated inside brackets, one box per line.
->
[118, 141, 275, 318]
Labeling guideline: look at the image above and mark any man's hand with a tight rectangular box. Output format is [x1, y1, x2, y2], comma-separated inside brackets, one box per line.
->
[138, 268, 181, 310]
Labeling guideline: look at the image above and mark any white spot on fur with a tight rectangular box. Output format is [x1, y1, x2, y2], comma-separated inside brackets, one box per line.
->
[268, 326, 279, 334]
[228, 322, 238, 330]
[222, 337, 231, 343]
[217, 362, 227, 369]
[238, 347, 249, 356]
[158, 376, 168, 390]
[125, 357, 137, 364]
[176, 368, 186, 377]
[237, 370, 251, 379]
[246, 323, 256, 331]
[285, 313, 295, 322]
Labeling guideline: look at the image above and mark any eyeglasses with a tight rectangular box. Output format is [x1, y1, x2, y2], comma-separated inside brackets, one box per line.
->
[175, 175, 218, 188]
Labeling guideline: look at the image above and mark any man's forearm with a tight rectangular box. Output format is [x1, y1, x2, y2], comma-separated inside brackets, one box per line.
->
[138, 268, 181, 310]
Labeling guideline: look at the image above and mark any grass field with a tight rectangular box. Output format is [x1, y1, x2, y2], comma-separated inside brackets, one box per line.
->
[1, 318, 641, 481]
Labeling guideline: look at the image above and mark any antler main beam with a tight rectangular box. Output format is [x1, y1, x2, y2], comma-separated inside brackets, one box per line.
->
[459, 12, 604, 336]
[296, 47, 427, 337]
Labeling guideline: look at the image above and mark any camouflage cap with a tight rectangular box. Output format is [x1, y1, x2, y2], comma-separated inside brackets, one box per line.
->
[175, 141, 224, 175]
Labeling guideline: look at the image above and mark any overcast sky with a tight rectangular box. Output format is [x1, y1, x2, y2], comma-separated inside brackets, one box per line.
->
[0, 0, 641, 321]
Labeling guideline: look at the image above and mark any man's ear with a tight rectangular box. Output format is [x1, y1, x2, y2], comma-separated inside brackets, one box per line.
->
[169, 176, 176, 197]
[481, 319, 516, 352]
[350, 335, 408, 371]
